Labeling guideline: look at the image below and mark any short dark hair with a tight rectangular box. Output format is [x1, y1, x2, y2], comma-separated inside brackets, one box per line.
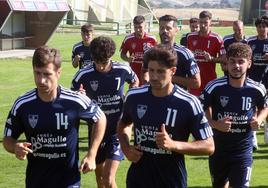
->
[255, 16, 268, 27]
[32, 46, 61, 70]
[189, 17, 199, 24]
[226, 43, 252, 60]
[90, 36, 116, 62]
[81, 24, 94, 33]
[159, 15, 177, 27]
[199, 10, 212, 19]
[133, 15, 145, 24]
[143, 44, 177, 68]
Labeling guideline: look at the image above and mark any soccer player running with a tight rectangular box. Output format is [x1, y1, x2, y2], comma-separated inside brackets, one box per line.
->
[222, 20, 248, 75]
[180, 17, 200, 47]
[72, 24, 94, 69]
[223, 20, 247, 52]
[143, 14, 201, 91]
[247, 16, 268, 149]
[117, 44, 214, 188]
[120, 15, 157, 85]
[200, 43, 268, 188]
[71, 36, 139, 188]
[187, 10, 226, 96]
[3, 46, 107, 187]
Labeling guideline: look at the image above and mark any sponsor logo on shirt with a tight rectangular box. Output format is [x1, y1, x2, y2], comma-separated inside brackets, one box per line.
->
[97, 95, 121, 106]
[200, 116, 208, 124]
[30, 134, 68, 159]
[135, 126, 172, 155]
[217, 111, 251, 133]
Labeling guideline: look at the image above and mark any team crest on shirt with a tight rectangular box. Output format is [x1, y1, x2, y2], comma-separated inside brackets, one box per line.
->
[137, 104, 147, 119]
[28, 114, 39, 128]
[220, 96, 229, 107]
[251, 44, 256, 52]
[264, 44, 268, 52]
[90, 81, 98, 91]
[131, 43, 136, 49]
[193, 40, 197, 47]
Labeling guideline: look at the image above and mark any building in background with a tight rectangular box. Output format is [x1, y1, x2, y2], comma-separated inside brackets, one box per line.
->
[239, 0, 268, 24]
[66, 0, 156, 33]
[0, 0, 69, 50]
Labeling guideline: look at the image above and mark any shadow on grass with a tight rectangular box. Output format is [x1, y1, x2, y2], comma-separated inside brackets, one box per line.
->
[191, 156, 209, 160]
[79, 146, 90, 152]
[78, 136, 88, 143]
[254, 148, 268, 154]
[253, 155, 268, 160]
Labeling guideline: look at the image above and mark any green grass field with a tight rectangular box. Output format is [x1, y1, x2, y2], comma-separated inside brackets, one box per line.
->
[0, 26, 268, 188]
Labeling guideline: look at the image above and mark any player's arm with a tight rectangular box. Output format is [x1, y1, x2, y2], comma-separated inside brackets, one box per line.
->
[127, 68, 140, 88]
[129, 79, 139, 88]
[172, 73, 201, 89]
[72, 48, 80, 68]
[80, 110, 106, 173]
[88, 111, 107, 156]
[156, 124, 214, 155]
[117, 120, 143, 163]
[3, 137, 33, 160]
[120, 51, 134, 63]
[120, 41, 134, 63]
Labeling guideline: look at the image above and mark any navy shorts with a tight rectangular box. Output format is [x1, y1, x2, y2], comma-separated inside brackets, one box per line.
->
[209, 155, 253, 188]
[94, 134, 124, 164]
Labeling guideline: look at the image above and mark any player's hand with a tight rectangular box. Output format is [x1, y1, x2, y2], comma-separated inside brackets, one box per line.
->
[156, 124, 175, 151]
[215, 117, 232, 132]
[78, 84, 86, 95]
[250, 116, 262, 131]
[74, 54, 81, 63]
[124, 145, 143, 163]
[14, 142, 33, 160]
[128, 55, 135, 63]
[79, 154, 96, 174]
[204, 51, 214, 62]
[72, 54, 81, 68]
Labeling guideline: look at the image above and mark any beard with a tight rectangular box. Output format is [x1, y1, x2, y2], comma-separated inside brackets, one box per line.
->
[229, 71, 246, 80]
[160, 34, 171, 44]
